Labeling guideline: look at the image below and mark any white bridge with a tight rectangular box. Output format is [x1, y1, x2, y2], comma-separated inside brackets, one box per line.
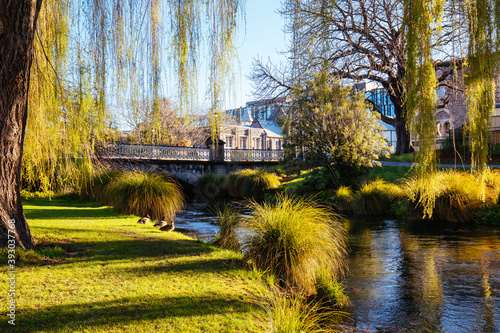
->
[101, 143, 283, 162]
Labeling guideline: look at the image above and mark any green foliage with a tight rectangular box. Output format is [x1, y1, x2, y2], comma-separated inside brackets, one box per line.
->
[213, 205, 241, 251]
[38, 246, 66, 259]
[106, 171, 185, 221]
[474, 205, 500, 224]
[381, 153, 416, 163]
[242, 195, 348, 294]
[284, 72, 391, 187]
[367, 166, 413, 184]
[353, 179, 403, 215]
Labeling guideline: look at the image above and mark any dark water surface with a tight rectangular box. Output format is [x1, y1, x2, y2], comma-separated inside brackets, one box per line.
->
[175, 204, 500, 333]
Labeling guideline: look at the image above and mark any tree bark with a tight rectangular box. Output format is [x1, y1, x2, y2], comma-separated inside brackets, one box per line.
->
[394, 112, 412, 155]
[0, 0, 42, 249]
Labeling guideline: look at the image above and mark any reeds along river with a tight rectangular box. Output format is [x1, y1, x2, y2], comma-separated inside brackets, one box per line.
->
[175, 204, 500, 333]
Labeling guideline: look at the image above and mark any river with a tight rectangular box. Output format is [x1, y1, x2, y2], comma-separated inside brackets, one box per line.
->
[175, 204, 500, 333]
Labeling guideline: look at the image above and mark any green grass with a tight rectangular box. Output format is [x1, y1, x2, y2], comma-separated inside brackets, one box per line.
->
[367, 165, 413, 184]
[1, 197, 269, 332]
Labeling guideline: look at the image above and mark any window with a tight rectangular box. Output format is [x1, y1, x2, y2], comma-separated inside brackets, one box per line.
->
[239, 137, 247, 149]
[253, 138, 260, 149]
[227, 136, 234, 148]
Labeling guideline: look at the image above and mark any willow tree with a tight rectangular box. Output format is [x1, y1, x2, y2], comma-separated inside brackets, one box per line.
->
[465, 0, 499, 176]
[0, 0, 244, 249]
[403, 0, 444, 218]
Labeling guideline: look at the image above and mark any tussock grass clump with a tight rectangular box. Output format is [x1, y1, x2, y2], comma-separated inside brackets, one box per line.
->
[334, 186, 353, 212]
[106, 171, 184, 220]
[265, 292, 337, 333]
[195, 174, 228, 200]
[315, 268, 350, 308]
[353, 179, 403, 215]
[213, 205, 241, 251]
[229, 169, 281, 200]
[84, 169, 122, 204]
[403, 170, 500, 223]
[243, 195, 348, 294]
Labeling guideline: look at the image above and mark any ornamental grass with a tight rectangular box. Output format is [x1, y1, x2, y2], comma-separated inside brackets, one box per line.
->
[242, 194, 348, 294]
[334, 185, 354, 212]
[352, 179, 403, 215]
[195, 173, 228, 200]
[403, 170, 500, 223]
[213, 205, 241, 251]
[106, 171, 184, 221]
[229, 169, 281, 200]
[265, 292, 338, 333]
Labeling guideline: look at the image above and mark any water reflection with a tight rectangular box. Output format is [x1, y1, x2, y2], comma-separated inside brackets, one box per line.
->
[346, 216, 500, 333]
[173, 204, 500, 332]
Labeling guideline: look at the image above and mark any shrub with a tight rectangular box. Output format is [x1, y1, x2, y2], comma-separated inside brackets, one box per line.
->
[352, 179, 403, 215]
[473, 205, 500, 224]
[106, 171, 185, 221]
[213, 205, 241, 251]
[229, 169, 281, 200]
[242, 195, 348, 294]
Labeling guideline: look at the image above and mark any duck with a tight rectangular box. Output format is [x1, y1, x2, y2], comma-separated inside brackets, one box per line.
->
[154, 217, 175, 232]
[137, 214, 150, 224]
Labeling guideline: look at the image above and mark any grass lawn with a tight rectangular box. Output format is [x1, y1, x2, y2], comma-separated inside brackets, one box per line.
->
[1, 197, 269, 333]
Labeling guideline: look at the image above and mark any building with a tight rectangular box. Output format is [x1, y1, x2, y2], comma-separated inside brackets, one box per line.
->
[220, 98, 290, 150]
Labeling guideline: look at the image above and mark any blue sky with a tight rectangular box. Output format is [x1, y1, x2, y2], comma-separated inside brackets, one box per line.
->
[200, 0, 288, 110]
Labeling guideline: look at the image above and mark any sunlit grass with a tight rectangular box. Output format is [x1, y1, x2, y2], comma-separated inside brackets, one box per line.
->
[1, 197, 269, 332]
[353, 179, 403, 215]
[264, 291, 343, 333]
[402, 170, 500, 222]
[229, 169, 281, 201]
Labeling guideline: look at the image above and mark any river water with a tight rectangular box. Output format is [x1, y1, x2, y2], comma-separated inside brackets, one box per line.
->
[175, 204, 500, 333]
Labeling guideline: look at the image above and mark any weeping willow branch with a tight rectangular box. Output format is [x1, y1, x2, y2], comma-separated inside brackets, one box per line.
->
[403, 0, 444, 218]
[465, 0, 499, 176]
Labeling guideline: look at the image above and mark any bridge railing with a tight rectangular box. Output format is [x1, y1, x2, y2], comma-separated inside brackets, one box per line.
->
[224, 149, 282, 162]
[101, 143, 282, 162]
[103, 143, 210, 161]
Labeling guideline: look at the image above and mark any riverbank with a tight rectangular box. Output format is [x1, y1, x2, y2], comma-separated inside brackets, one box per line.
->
[1, 197, 269, 332]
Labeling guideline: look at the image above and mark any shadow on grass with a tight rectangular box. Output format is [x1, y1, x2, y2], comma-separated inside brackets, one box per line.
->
[120, 256, 244, 276]
[11, 295, 261, 333]
[25, 237, 217, 266]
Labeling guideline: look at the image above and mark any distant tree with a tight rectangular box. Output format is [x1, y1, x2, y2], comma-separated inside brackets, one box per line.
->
[285, 72, 391, 187]
[252, 0, 464, 155]
[128, 98, 205, 146]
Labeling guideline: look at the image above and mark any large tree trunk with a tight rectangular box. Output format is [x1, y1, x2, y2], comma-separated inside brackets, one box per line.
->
[394, 112, 412, 155]
[0, 0, 42, 249]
